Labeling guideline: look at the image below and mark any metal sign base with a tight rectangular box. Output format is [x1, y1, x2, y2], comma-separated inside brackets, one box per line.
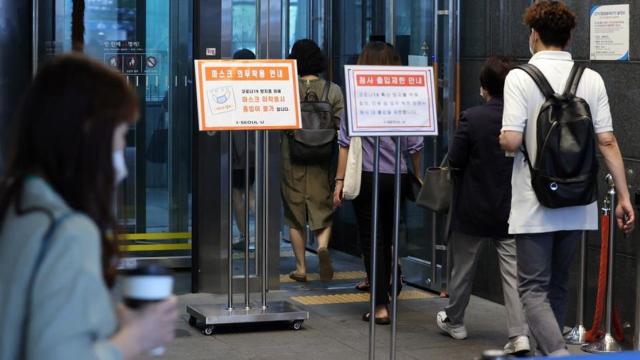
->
[564, 325, 587, 345]
[582, 333, 623, 353]
[187, 301, 309, 335]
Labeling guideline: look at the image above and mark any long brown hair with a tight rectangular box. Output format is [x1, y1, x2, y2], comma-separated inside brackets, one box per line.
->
[357, 42, 402, 66]
[0, 54, 138, 286]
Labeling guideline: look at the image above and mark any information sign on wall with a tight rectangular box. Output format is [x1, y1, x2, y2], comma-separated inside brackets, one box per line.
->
[590, 4, 630, 61]
[344, 65, 438, 137]
[194, 59, 302, 131]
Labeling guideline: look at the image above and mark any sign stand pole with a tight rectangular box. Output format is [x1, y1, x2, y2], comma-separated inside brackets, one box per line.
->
[227, 133, 234, 311]
[390, 137, 402, 360]
[261, 131, 269, 310]
[187, 129, 309, 334]
[244, 131, 251, 310]
[368, 137, 381, 360]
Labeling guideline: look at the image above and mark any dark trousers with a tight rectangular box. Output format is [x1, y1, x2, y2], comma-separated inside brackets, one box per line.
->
[516, 231, 580, 355]
[352, 171, 403, 306]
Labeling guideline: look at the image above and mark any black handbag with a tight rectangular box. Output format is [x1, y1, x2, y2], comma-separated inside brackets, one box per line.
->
[416, 154, 452, 213]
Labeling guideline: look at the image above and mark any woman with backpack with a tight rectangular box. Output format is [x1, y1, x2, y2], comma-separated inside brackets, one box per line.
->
[333, 42, 424, 324]
[282, 39, 345, 283]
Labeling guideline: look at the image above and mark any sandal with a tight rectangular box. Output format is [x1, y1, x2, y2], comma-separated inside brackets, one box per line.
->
[288, 271, 307, 282]
[355, 279, 370, 292]
[361, 312, 391, 325]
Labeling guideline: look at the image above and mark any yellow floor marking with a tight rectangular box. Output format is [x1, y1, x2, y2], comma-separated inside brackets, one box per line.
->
[290, 290, 433, 305]
[120, 243, 191, 252]
[231, 250, 294, 260]
[280, 271, 367, 283]
[120, 232, 191, 240]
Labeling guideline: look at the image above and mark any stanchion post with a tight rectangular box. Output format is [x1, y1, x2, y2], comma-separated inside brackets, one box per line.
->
[564, 231, 587, 344]
[228, 132, 234, 311]
[634, 189, 640, 351]
[244, 130, 251, 310]
[583, 174, 622, 353]
[368, 137, 380, 360]
[636, 228, 640, 350]
[390, 137, 402, 360]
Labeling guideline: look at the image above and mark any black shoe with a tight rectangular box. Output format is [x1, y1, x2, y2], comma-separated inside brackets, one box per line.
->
[362, 312, 391, 325]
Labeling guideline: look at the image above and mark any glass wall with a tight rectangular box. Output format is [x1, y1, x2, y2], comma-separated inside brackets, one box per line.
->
[47, 0, 194, 265]
[231, 0, 256, 53]
[289, 0, 310, 51]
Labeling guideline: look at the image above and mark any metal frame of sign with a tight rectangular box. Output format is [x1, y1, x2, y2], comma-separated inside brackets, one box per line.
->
[194, 59, 302, 131]
[345, 65, 438, 137]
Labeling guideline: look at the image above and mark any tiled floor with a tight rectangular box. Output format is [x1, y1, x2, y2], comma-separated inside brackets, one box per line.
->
[140, 244, 593, 360]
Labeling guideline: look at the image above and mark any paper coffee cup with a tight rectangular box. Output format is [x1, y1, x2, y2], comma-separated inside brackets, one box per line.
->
[123, 265, 174, 356]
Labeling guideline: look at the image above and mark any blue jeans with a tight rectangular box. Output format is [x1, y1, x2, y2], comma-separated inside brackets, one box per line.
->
[516, 231, 580, 355]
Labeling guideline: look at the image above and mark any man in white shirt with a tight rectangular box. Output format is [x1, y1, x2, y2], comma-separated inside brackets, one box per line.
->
[499, 1, 634, 356]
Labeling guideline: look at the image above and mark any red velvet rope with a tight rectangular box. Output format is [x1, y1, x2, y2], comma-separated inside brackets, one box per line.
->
[585, 213, 625, 342]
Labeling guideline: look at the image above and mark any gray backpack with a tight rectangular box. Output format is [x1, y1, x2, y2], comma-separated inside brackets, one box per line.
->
[288, 80, 336, 164]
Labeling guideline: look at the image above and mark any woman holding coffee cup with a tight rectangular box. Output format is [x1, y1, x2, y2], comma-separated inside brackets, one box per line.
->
[0, 54, 177, 360]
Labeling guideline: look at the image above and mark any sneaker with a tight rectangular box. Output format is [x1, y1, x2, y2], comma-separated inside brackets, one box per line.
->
[436, 311, 468, 340]
[504, 336, 531, 355]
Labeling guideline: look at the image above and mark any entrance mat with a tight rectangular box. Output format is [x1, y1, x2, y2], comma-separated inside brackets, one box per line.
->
[290, 290, 434, 305]
[280, 271, 367, 283]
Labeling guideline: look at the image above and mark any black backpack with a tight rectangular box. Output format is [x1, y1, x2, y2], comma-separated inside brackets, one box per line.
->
[517, 63, 598, 208]
[288, 80, 336, 164]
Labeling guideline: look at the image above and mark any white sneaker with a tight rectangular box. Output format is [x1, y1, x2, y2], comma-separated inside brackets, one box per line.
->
[436, 311, 468, 340]
[504, 335, 531, 355]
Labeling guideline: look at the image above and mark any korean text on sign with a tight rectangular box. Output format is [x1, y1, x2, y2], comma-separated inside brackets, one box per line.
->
[194, 60, 302, 131]
[345, 65, 438, 137]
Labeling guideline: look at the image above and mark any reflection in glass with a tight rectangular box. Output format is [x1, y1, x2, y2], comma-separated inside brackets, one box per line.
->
[51, 0, 193, 261]
[232, 0, 257, 53]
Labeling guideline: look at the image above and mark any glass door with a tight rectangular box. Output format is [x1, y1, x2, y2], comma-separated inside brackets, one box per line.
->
[39, 0, 194, 268]
[395, 0, 458, 293]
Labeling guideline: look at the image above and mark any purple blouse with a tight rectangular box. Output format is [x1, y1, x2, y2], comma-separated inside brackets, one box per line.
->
[338, 117, 424, 174]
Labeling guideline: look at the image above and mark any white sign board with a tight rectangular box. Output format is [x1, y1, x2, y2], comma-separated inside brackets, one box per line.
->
[590, 4, 630, 61]
[344, 65, 438, 137]
[194, 59, 302, 131]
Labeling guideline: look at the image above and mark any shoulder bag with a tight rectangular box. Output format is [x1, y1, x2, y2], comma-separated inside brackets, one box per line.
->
[416, 154, 452, 213]
[342, 136, 362, 200]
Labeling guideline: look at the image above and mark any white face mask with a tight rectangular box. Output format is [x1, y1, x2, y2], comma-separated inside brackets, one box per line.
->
[113, 150, 128, 184]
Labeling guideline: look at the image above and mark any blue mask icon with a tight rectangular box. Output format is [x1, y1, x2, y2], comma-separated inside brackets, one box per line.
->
[216, 94, 228, 104]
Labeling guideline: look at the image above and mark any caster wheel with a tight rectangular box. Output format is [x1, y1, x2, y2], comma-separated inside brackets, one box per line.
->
[291, 320, 304, 331]
[188, 316, 198, 327]
[202, 326, 214, 336]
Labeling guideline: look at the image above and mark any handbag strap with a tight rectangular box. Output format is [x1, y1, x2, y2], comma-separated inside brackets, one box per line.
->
[439, 153, 449, 167]
[19, 210, 76, 358]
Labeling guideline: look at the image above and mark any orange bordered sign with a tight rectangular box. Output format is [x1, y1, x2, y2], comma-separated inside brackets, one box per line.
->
[194, 59, 302, 131]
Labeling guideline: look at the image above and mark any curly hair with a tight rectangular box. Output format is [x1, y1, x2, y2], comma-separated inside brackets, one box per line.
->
[288, 39, 327, 76]
[523, 0, 577, 48]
